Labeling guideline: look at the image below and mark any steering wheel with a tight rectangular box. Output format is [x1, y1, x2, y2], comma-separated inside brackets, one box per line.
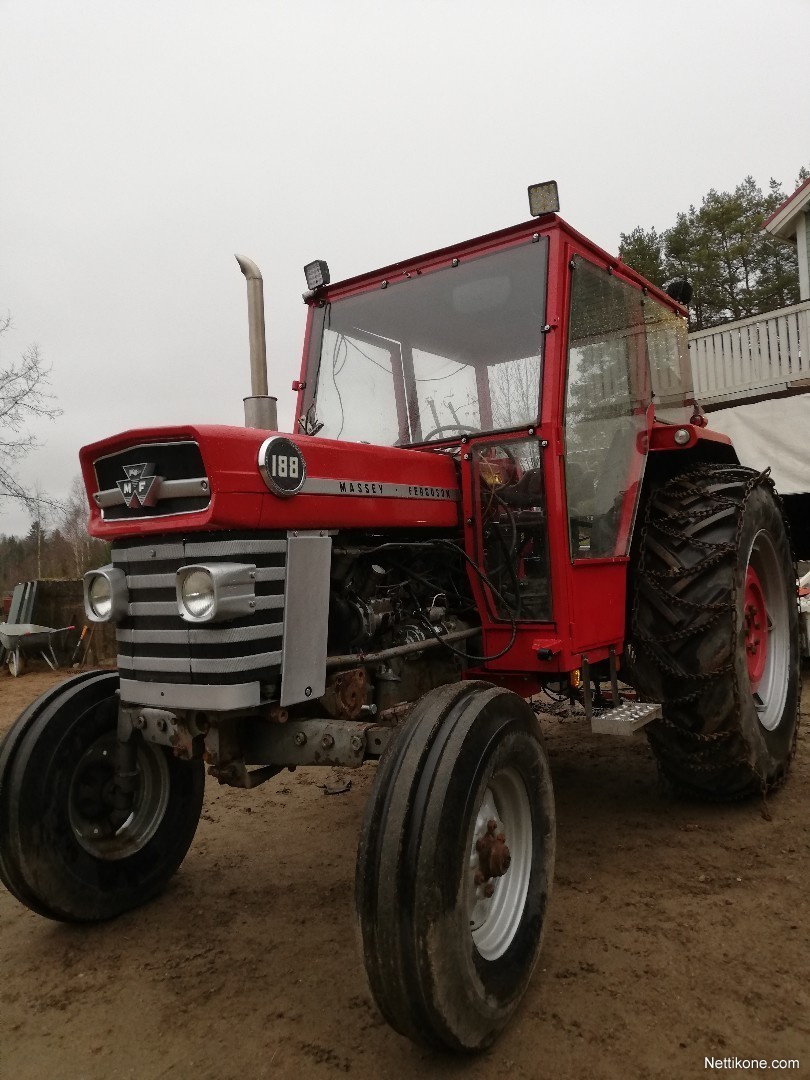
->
[420, 423, 478, 442]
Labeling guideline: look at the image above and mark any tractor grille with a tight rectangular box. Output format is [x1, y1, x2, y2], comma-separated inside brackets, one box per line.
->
[94, 440, 210, 521]
[112, 531, 286, 692]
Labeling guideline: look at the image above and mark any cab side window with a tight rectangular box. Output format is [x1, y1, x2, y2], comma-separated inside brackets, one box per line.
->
[564, 259, 650, 559]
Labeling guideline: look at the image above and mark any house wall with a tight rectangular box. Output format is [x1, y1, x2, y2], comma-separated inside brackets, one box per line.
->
[707, 395, 810, 496]
[798, 211, 810, 301]
[707, 397, 810, 559]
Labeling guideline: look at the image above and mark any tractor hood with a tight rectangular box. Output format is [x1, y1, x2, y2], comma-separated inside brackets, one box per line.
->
[80, 424, 461, 539]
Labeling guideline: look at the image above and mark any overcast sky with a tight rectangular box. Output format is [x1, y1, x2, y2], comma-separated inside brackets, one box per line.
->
[1, 0, 807, 536]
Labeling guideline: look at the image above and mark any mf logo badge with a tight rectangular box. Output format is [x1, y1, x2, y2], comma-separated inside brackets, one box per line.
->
[117, 463, 160, 508]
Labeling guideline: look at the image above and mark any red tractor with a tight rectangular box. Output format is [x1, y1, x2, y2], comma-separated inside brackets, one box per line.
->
[0, 184, 800, 1051]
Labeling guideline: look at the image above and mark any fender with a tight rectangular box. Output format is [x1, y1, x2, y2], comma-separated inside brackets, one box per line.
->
[647, 420, 739, 469]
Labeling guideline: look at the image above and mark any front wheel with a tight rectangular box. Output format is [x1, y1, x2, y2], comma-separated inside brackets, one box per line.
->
[356, 681, 555, 1052]
[0, 671, 205, 921]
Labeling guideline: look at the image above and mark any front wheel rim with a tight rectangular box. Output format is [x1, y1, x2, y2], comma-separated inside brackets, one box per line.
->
[68, 733, 170, 860]
[746, 529, 789, 733]
[467, 766, 532, 961]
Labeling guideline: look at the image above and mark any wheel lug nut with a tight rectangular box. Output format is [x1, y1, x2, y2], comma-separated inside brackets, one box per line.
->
[483, 883, 495, 898]
[474, 871, 485, 885]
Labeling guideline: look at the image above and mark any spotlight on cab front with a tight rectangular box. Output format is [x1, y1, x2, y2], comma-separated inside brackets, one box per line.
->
[304, 260, 330, 291]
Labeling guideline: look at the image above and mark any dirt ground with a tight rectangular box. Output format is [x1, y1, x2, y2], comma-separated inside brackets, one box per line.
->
[0, 668, 808, 1080]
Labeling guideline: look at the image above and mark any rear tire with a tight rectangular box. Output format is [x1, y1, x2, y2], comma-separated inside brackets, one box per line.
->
[356, 681, 555, 1052]
[0, 671, 205, 921]
[630, 465, 800, 799]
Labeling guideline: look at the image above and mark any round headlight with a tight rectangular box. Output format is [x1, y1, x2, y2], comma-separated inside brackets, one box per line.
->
[180, 570, 215, 619]
[88, 574, 113, 620]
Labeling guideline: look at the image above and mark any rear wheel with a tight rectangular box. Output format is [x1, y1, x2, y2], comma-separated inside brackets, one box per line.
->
[0, 671, 205, 921]
[356, 681, 555, 1052]
[630, 465, 800, 799]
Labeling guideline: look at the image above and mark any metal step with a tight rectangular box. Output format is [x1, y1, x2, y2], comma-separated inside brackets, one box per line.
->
[591, 701, 662, 736]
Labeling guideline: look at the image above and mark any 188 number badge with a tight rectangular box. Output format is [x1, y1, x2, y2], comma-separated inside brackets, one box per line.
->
[258, 436, 306, 497]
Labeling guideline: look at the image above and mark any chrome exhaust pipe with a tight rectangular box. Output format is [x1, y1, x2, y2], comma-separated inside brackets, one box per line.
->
[235, 254, 278, 430]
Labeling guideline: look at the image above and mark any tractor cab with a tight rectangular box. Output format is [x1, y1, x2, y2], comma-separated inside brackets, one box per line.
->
[296, 190, 699, 683]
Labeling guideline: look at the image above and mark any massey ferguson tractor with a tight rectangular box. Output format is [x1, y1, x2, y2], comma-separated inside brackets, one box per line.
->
[0, 183, 800, 1052]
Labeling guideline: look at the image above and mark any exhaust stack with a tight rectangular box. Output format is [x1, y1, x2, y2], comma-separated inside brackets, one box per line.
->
[235, 254, 278, 430]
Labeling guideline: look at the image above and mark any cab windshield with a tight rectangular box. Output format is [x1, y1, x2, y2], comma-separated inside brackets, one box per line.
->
[302, 237, 548, 445]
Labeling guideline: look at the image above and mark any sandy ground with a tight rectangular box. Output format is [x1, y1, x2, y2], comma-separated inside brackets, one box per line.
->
[0, 666, 808, 1080]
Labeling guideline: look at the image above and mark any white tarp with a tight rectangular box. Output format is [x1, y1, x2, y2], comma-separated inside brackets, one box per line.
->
[706, 395, 810, 495]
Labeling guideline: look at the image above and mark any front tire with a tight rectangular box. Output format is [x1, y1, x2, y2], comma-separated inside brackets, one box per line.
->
[0, 671, 205, 921]
[631, 465, 800, 799]
[356, 681, 555, 1052]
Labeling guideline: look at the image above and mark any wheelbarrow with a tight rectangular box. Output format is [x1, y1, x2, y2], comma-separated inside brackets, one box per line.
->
[0, 623, 75, 677]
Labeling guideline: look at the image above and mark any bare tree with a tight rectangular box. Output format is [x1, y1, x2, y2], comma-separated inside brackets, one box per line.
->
[0, 313, 62, 511]
[488, 357, 542, 468]
[61, 474, 95, 576]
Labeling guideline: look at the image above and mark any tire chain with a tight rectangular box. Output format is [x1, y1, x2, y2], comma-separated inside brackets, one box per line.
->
[646, 514, 738, 553]
[639, 605, 726, 646]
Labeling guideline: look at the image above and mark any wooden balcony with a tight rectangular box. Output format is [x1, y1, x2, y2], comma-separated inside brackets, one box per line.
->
[688, 299, 810, 410]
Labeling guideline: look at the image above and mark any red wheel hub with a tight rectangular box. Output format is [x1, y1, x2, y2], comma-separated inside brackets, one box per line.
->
[744, 564, 768, 691]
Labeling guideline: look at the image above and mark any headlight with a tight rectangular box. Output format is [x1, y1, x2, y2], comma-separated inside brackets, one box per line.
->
[179, 569, 216, 620]
[89, 575, 112, 619]
[83, 566, 128, 623]
[176, 563, 257, 623]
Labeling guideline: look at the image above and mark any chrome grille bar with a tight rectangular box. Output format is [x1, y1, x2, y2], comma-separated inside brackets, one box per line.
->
[117, 621, 283, 645]
[118, 650, 282, 674]
[94, 476, 210, 509]
[112, 532, 287, 701]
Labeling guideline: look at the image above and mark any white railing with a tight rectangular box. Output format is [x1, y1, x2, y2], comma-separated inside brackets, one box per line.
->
[688, 299, 810, 406]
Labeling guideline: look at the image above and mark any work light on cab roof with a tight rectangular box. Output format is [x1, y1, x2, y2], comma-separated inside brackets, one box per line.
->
[527, 180, 560, 216]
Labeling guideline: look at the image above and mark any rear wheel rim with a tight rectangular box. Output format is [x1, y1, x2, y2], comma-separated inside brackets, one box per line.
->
[744, 564, 768, 690]
[467, 766, 532, 961]
[746, 530, 789, 733]
[68, 733, 170, 860]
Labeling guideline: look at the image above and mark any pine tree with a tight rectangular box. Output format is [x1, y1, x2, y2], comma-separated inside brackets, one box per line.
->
[619, 167, 808, 330]
[618, 227, 666, 289]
